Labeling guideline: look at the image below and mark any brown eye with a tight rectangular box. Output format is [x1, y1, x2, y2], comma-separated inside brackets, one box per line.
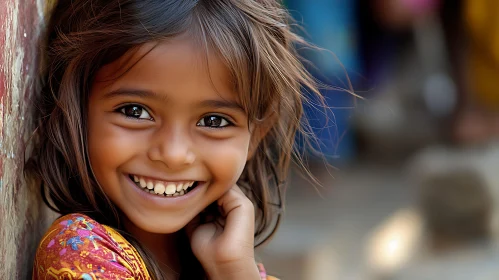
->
[119, 105, 152, 120]
[197, 115, 231, 128]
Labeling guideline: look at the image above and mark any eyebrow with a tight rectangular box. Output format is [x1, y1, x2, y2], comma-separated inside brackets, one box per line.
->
[199, 99, 245, 114]
[104, 87, 245, 114]
[104, 88, 169, 103]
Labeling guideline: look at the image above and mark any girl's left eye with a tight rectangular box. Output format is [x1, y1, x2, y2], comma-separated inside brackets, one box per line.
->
[118, 105, 152, 120]
[197, 115, 231, 128]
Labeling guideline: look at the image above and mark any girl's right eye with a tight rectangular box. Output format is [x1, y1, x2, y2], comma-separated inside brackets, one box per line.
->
[118, 105, 153, 120]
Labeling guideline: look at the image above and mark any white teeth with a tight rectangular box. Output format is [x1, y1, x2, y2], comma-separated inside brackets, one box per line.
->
[165, 183, 176, 195]
[154, 183, 166, 194]
[133, 175, 195, 196]
[139, 178, 147, 188]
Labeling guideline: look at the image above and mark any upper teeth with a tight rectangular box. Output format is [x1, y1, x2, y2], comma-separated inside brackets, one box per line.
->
[133, 175, 194, 196]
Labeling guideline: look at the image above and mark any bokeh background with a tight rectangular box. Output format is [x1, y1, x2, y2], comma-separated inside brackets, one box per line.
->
[2, 0, 499, 279]
[257, 0, 499, 279]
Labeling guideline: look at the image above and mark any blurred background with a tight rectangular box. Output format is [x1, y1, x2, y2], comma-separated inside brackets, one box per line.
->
[258, 0, 499, 279]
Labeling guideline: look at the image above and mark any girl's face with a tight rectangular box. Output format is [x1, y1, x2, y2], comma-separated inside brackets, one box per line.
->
[88, 35, 252, 233]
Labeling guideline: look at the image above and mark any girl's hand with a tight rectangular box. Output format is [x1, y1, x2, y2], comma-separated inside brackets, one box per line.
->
[186, 185, 260, 280]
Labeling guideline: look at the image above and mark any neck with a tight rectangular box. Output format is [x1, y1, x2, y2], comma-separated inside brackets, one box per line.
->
[123, 219, 183, 279]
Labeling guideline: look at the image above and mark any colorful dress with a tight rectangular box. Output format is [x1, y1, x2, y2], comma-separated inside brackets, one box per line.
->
[33, 213, 277, 279]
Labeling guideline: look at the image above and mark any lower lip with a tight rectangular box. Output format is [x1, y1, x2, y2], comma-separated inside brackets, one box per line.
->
[124, 174, 205, 207]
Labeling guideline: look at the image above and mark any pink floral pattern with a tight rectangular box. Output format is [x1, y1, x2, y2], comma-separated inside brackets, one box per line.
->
[33, 213, 275, 279]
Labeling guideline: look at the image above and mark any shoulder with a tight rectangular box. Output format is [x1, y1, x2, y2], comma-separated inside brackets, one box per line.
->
[35, 213, 115, 255]
[33, 213, 150, 279]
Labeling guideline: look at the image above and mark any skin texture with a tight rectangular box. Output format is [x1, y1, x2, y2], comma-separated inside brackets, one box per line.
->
[87, 34, 259, 279]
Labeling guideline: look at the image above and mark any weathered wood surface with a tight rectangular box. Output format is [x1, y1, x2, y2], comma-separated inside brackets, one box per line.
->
[0, 0, 52, 278]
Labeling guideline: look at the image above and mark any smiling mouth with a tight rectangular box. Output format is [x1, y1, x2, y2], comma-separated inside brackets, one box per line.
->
[128, 174, 199, 197]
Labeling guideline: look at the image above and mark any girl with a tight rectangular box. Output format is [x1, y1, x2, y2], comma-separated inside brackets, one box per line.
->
[29, 0, 321, 279]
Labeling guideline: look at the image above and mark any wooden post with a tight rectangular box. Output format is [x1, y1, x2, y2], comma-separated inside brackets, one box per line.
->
[0, 0, 53, 278]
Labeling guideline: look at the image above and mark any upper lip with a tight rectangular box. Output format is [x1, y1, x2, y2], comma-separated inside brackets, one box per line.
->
[128, 173, 200, 182]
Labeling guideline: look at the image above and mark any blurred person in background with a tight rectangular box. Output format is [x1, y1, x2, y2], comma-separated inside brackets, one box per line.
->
[354, 0, 460, 160]
[364, 0, 499, 148]
[389, 169, 499, 280]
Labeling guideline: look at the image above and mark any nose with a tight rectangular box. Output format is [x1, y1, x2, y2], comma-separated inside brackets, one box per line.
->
[147, 126, 195, 170]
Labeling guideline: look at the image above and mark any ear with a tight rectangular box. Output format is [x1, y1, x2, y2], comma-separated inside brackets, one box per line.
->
[247, 113, 277, 160]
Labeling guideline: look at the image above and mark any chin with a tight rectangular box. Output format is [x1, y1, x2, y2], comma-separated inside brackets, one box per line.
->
[128, 213, 194, 234]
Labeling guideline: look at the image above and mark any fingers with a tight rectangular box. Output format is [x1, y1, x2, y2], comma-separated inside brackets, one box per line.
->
[217, 185, 255, 242]
[187, 185, 255, 245]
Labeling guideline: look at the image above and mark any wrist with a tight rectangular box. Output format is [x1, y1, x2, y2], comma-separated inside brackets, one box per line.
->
[205, 259, 260, 280]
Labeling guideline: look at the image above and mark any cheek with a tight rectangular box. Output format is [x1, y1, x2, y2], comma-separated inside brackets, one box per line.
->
[88, 117, 139, 177]
[201, 138, 249, 184]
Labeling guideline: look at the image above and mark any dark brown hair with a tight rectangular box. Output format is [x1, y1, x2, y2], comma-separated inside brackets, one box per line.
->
[28, 0, 322, 278]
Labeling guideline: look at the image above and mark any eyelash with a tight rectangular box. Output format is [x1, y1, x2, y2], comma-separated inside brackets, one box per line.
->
[116, 104, 153, 121]
[116, 104, 234, 128]
[196, 115, 233, 128]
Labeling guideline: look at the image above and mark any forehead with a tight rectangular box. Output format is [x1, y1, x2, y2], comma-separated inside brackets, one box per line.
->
[93, 34, 236, 102]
